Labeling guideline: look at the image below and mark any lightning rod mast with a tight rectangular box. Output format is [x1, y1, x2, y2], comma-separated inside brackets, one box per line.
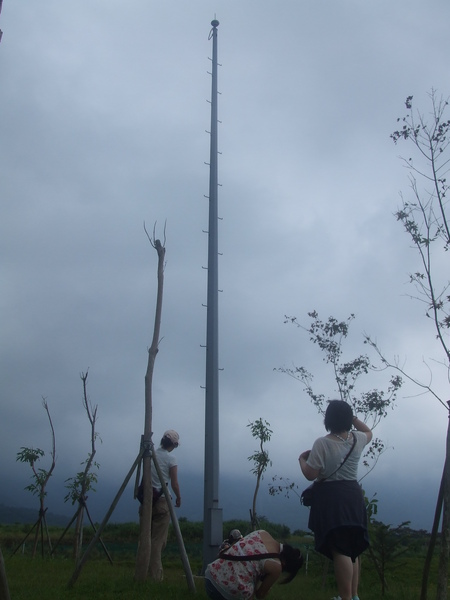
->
[202, 18, 223, 572]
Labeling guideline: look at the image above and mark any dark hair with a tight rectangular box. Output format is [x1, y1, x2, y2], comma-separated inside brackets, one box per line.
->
[279, 544, 303, 583]
[324, 400, 353, 433]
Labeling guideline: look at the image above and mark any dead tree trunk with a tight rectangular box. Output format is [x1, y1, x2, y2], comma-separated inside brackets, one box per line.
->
[0, 547, 11, 600]
[421, 403, 450, 600]
[436, 404, 450, 600]
[134, 233, 166, 582]
[421, 473, 444, 600]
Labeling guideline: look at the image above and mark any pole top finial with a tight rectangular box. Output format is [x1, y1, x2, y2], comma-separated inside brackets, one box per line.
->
[211, 19, 219, 28]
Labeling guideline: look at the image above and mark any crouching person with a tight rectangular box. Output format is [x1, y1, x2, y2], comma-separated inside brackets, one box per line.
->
[204, 529, 303, 599]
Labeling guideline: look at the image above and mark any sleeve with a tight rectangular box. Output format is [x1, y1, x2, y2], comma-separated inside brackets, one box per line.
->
[356, 430, 370, 449]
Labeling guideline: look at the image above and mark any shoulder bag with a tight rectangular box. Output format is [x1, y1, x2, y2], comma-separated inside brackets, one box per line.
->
[218, 551, 280, 561]
[301, 433, 357, 507]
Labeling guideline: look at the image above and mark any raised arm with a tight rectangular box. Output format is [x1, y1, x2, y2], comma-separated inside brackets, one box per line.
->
[352, 416, 373, 443]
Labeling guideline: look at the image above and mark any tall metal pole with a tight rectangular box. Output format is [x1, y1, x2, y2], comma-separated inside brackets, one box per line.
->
[202, 18, 223, 572]
[0, 0, 4, 44]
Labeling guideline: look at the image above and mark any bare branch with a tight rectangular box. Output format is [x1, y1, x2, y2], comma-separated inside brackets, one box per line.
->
[364, 334, 448, 410]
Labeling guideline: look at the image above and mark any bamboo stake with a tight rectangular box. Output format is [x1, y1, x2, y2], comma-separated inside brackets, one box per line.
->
[68, 447, 145, 588]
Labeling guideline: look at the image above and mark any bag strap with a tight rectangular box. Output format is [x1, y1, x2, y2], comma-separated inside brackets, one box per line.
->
[322, 432, 357, 481]
[218, 551, 280, 561]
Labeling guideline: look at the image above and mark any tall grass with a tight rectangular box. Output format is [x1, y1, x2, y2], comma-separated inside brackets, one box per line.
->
[3, 552, 438, 600]
[5, 556, 205, 600]
[0, 523, 440, 600]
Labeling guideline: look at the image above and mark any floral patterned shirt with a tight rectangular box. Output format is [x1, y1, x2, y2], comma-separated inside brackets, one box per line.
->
[205, 530, 278, 600]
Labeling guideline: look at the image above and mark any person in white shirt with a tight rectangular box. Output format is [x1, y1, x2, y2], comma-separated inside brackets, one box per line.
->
[299, 400, 372, 600]
[149, 429, 181, 581]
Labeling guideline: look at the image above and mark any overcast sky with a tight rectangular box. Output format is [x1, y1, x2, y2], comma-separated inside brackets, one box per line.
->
[1, 0, 449, 533]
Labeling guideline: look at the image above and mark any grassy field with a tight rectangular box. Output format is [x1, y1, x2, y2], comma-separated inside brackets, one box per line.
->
[3, 553, 438, 600]
[0, 522, 441, 600]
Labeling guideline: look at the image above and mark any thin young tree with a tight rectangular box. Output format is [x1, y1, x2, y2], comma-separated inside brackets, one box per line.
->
[63, 370, 100, 562]
[277, 311, 402, 476]
[68, 225, 192, 589]
[15, 398, 56, 558]
[276, 312, 402, 591]
[247, 418, 273, 530]
[134, 224, 166, 582]
[369, 520, 413, 596]
[365, 90, 450, 600]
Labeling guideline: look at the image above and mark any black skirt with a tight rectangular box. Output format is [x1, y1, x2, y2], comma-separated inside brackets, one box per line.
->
[308, 479, 369, 561]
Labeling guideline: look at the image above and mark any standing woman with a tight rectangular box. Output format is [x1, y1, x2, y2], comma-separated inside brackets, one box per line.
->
[299, 400, 372, 600]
